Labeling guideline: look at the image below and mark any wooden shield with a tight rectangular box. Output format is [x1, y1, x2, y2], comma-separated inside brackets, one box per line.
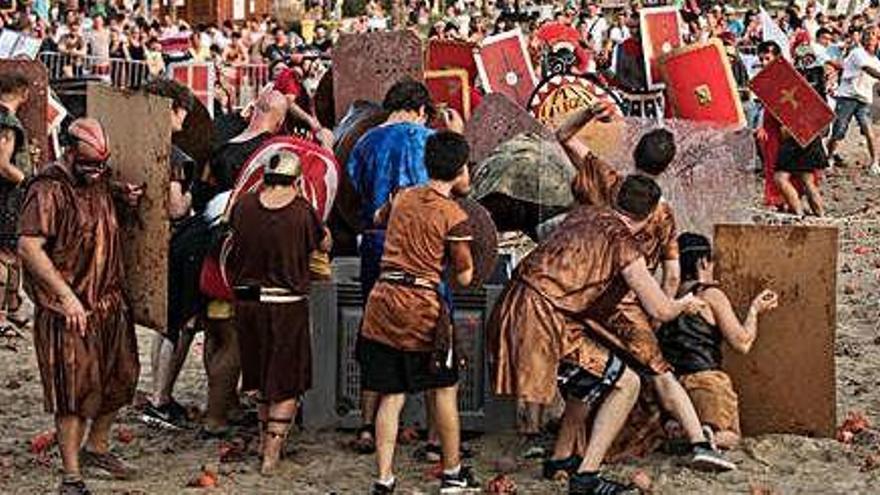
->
[715, 224, 837, 438]
[464, 93, 551, 164]
[87, 84, 171, 331]
[332, 30, 424, 120]
[0, 60, 48, 169]
[455, 198, 498, 287]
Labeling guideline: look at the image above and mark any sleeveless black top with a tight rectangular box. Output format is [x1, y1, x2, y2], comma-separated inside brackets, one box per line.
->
[658, 282, 723, 374]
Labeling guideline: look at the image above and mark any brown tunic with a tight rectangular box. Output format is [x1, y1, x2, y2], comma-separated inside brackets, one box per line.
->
[360, 186, 471, 352]
[228, 193, 322, 400]
[488, 206, 642, 405]
[568, 148, 678, 373]
[19, 165, 138, 418]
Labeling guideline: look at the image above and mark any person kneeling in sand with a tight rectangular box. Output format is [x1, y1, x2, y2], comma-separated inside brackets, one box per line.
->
[657, 233, 779, 449]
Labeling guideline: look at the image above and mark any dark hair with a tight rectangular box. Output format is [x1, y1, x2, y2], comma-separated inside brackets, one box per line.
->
[0, 73, 30, 97]
[382, 78, 434, 118]
[142, 79, 195, 112]
[615, 175, 661, 220]
[425, 131, 469, 181]
[633, 129, 676, 175]
[678, 232, 712, 281]
[757, 40, 782, 56]
[815, 27, 833, 39]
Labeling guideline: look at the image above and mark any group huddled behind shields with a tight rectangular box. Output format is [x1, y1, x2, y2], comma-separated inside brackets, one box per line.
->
[7, 0, 877, 491]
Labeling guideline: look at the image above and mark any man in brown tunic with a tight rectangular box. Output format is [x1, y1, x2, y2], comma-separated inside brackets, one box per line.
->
[488, 175, 706, 494]
[548, 105, 734, 473]
[227, 150, 331, 475]
[18, 119, 141, 495]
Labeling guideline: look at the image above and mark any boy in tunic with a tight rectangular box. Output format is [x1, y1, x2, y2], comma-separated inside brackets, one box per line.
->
[227, 150, 331, 475]
[549, 106, 734, 473]
[488, 175, 707, 495]
[358, 131, 479, 494]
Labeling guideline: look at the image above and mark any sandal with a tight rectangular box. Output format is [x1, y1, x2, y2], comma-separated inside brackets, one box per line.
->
[260, 416, 292, 476]
[353, 424, 376, 454]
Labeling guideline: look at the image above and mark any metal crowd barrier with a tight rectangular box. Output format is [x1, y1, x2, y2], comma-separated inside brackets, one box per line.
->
[38, 52, 154, 89]
[217, 63, 271, 108]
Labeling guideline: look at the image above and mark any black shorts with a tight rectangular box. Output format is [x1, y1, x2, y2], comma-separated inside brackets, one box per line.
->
[357, 336, 458, 394]
[557, 355, 626, 404]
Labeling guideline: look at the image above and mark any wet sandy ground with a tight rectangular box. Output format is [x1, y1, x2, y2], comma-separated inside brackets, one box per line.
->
[1, 135, 880, 494]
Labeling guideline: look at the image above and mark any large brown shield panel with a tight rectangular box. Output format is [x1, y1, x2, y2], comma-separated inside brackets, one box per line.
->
[464, 93, 551, 164]
[87, 84, 171, 331]
[332, 30, 423, 120]
[715, 224, 837, 438]
[0, 60, 48, 169]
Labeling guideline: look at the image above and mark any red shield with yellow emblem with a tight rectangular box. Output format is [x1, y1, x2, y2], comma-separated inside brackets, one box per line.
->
[659, 40, 745, 128]
[426, 69, 472, 120]
[426, 39, 479, 84]
[749, 57, 834, 147]
[640, 6, 684, 89]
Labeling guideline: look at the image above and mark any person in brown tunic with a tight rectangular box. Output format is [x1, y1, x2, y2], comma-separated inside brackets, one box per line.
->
[226, 150, 331, 475]
[358, 131, 479, 494]
[548, 105, 735, 474]
[18, 119, 142, 495]
[488, 175, 705, 495]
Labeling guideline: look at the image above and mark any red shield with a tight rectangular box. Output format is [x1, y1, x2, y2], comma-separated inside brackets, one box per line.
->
[425, 39, 479, 84]
[425, 69, 472, 121]
[170, 62, 215, 118]
[475, 28, 538, 107]
[749, 58, 834, 147]
[659, 40, 745, 128]
[640, 6, 684, 89]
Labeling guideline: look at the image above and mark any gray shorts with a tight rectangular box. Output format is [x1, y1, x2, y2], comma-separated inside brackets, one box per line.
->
[831, 97, 872, 141]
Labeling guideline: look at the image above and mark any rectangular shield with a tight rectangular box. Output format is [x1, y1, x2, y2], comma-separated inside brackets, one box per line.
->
[425, 69, 472, 121]
[87, 84, 171, 331]
[426, 39, 479, 84]
[640, 6, 684, 89]
[475, 28, 538, 108]
[0, 59, 48, 170]
[659, 40, 745, 128]
[332, 30, 424, 119]
[463, 93, 551, 163]
[750, 57, 834, 147]
[715, 224, 837, 438]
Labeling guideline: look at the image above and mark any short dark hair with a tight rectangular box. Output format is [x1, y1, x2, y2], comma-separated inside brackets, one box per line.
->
[0, 73, 30, 97]
[143, 79, 195, 112]
[615, 175, 661, 220]
[425, 131, 469, 181]
[633, 129, 676, 175]
[678, 232, 712, 281]
[816, 27, 833, 39]
[757, 40, 782, 56]
[382, 78, 434, 118]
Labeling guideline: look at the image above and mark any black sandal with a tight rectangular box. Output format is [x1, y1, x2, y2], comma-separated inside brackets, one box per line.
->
[353, 424, 376, 454]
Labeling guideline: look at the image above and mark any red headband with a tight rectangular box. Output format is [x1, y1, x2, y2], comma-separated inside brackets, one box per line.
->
[68, 118, 110, 162]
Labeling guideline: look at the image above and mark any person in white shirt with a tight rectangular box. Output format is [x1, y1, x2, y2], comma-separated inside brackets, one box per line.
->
[827, 26, 880, 174]
[580, 2, 608, 53]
